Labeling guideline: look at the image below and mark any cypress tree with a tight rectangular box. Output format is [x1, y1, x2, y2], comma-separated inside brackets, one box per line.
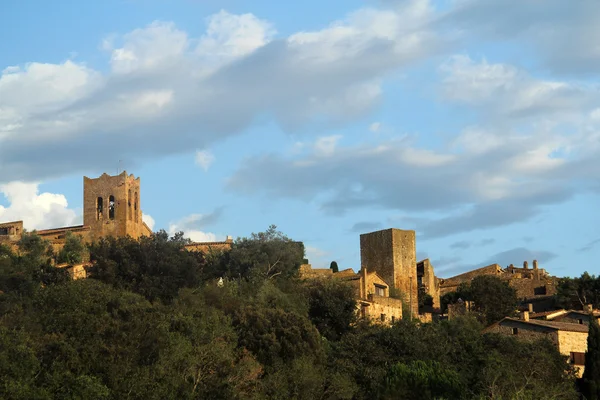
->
[582, 315, 600, 400]
[330, 261, 339, 273]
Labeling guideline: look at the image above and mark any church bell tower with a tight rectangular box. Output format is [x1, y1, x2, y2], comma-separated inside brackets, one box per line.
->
[83, 171, 146, 240]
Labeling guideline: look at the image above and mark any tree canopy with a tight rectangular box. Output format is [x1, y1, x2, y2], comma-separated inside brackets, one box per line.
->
[0, 229, 582, 399]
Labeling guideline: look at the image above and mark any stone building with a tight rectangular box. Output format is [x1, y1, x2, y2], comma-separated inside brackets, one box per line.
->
[530, 304, 600, 326]
[184, 236, 234, 253]
[0, 171, 227, 256]
[360, 228, 440, 317]
[439, 260, 558, 310]
[417, 258, 441, 309]
[0, 172, 152, 252]
[484, 311, 589, 377]
[299, 264, 403, 325]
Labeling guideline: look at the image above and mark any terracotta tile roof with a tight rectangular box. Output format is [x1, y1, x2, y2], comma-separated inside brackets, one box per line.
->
[502, 317, 590, 333]
[530, 310, 567, 318]
[36, 225, 90, 235]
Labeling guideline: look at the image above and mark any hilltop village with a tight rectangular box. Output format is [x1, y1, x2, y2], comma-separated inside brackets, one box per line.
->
[1, 171, 598, 379]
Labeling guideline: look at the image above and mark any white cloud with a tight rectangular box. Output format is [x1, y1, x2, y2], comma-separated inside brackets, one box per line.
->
[195, 150, 215, 171]
[369, 122, 381, 132]
[106, 21, 189, 74]
[314, 135, 342, 156]
[227, 103, 594, 237]
[439, 55, 595, 119]
[196, 10, 276, 65]
[0, 60, 102, 113]
[0, 182, 79, 230]
[0, 4, 443, 184]
[167, 210, 223, 243]
[142, 213, 155, 230]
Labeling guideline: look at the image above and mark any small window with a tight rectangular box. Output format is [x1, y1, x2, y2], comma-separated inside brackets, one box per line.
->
[578, 319, 584, 325]
[128, 189, 132, 221]
[109, 195, 115, 220]
[534, 286, 547, 295]
[375, 285, 385, 297]
[96, 197, 103, 220]
[512, 328, 518, 335]
[0, 227, 9, 235]
[570, 352, 586, 365]
[134, 191, 138, 223]
[391, 316, 395, 324]
[380, 314, 386, 322]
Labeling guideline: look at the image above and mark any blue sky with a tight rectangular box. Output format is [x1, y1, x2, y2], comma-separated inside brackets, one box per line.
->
[1, 0, 599, 278]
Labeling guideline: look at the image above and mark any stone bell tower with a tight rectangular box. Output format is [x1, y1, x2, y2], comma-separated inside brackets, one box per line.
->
[83, 171, 146, 240]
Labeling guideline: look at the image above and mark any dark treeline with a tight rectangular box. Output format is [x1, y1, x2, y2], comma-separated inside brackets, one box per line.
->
[0, 226, 586, 399]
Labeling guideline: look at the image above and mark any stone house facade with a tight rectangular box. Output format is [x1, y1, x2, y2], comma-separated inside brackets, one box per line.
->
[484, 312, 589, 377]
[299, 264, 403, 325]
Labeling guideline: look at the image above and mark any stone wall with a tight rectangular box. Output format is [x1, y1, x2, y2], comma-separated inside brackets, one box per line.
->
[417, 258, 440, 308]
[184, 238, 234, 254]
[439, 264, 502, 296]
[0, 220, 23, 243]
[439, 261, 558, 303]
[360, 228, 418, 316]
[554, 312, 600, 326]
[557, 331, 588, 377]
[485, 320, 559, 345]
[83, 172, 149, 241]
[359, 295, 403, 324]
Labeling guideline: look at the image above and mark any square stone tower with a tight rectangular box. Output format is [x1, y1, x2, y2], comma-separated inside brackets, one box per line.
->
[360, 228, 418, 317]
[83, 171, 146, 240]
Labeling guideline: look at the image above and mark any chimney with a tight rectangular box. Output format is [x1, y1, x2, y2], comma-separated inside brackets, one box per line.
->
[533, 260, 538, 270]
[584, 304, 593, 313]
[528, 303, 534, 313]
[226, 235, 233, 242]
[521, 311, 530, 321]
[523, 261, 528, 269]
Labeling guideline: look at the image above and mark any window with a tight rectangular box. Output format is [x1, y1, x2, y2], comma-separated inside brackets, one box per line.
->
[570, 352, 586, 365]
[578, 319, 584, 325]
[391, 316, 395, 324]
[96, 197, 103, 220]
[375, 285, 385, 297]
[134, 192, 138, 223]
[512, 328, 518, 335]
[0, 227, 8, 235]
[380, 314, 386, 322]
[109, 195, 115, 220]
[534, 286, 547, 295]
[128, 189, 132, 221]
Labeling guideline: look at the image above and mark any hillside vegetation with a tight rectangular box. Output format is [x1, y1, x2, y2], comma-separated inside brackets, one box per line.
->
[0, 227, 582, 399]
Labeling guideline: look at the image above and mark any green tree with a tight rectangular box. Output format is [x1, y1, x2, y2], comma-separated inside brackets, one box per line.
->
[305, 279, 356, 340]
[88, 231, 206, 303]
[556, 272, 600, 310]
[450, 276, 517, 325]
[380, 360, 464, 400]
[56, 232, 87, 265]
[330, 261, 339, 273]
[209, 225, 305, 283]
[582, 316, 600, 400]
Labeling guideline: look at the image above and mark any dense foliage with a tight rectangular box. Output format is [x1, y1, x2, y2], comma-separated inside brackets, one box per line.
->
[582, 316, 600, 400]
[557, 272, 600, 310]
[0, 228, 581, 399]
[441, 275, 518, 325]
